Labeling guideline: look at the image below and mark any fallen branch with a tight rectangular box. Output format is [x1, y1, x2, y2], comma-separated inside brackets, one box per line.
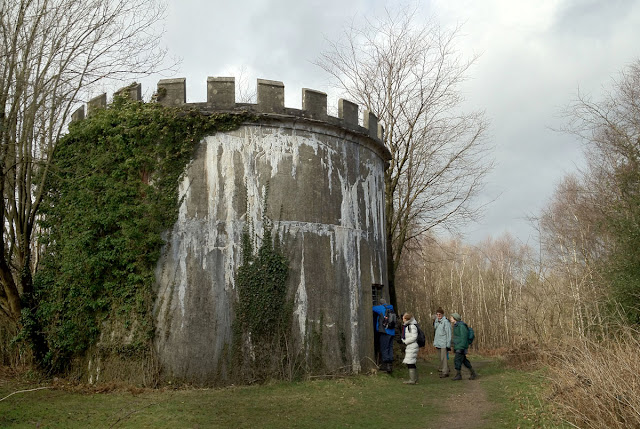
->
[0, 386, 52, 402]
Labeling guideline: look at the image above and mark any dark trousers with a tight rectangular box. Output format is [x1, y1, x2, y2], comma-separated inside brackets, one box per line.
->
[454, 349, 472, 371]
[379, 333, 394, 363]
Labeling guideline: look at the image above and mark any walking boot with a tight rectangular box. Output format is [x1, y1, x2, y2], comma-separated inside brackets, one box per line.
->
[386, 362, 393, 374]
[469, 368, 477, 380]
[403, 368, 417, 385]
[452, 370, 462, 381]
[439, 372, 449, 378]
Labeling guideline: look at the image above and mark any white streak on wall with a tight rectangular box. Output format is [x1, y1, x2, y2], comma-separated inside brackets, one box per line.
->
[178, 248, 187, 327]
[155, 122, 388, 379]
[336, 155, 365, 373]
[329, 234, 335, 263]
[200, 127, 345, 290]
[176, 175, 192, 320]
[361, 158, 387, 282]
[351, 237, 362, 373]
[294, 237, 307, 340]
[319, 141, 335, 193]
[206, 137, 219, 219]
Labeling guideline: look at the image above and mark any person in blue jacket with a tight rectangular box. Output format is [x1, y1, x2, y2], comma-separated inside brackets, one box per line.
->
[433, 307, 452, 378]
[373, 298, 395, 373]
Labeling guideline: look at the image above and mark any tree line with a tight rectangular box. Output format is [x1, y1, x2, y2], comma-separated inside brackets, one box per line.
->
[395, 59, 640, 345]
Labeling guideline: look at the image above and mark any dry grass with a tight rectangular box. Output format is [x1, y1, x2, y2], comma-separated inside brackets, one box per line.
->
[0, 323, 28, 368]
[503, 340, 551, 369]
[545, 326, 640, 428]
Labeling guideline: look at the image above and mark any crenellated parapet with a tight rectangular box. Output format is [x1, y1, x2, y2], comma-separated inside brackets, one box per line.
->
[156, 77, 385, 148]
[71, 77, 389, 160]
[71, 83, 142, 122]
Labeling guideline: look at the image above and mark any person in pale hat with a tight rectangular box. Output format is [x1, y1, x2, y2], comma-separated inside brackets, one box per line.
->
[433, 307, 451, 377]
[449, 312, 477, 381]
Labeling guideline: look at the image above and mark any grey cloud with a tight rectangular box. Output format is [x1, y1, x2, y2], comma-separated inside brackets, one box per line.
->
[135, 0, 640, 245]
[551, 0, 637, 38]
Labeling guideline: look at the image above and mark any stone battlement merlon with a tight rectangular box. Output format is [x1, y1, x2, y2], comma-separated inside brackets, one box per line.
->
[71, 78, 388, 159]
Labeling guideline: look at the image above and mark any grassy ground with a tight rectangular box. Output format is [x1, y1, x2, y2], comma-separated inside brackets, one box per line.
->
[476, 359, 569, 428]
[0, 355, 568, 428]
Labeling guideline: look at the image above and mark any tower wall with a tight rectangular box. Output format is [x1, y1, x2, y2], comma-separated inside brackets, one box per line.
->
[82, 78, 391, 384]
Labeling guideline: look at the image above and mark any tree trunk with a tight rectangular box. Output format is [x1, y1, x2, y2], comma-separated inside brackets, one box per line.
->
[0, 257, 21, 321]
[387, 228, 397, 311]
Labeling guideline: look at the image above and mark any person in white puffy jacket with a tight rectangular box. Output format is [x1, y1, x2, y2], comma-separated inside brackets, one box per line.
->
[400, 312, 420, 385]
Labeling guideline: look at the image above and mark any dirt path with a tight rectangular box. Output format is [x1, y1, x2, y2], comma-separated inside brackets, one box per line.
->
[429, 359, 495, 429]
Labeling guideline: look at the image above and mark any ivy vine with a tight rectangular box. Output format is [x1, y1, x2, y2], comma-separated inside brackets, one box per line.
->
[232, 191, 292, 382]
[22, 96, 251, 373]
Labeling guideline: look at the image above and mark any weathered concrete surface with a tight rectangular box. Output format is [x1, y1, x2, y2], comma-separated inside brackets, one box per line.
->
[153, 117, 388, 383]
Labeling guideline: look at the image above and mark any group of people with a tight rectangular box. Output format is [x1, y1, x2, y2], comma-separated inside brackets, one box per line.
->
[373, 300, 476, 385]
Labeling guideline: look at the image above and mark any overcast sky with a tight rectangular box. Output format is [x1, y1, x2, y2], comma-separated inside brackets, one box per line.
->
[137, 0, 640, 246]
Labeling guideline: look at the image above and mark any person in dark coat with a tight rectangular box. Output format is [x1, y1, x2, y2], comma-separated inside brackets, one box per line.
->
[372, 298, 395, 373]
[449, 312, 477, 381]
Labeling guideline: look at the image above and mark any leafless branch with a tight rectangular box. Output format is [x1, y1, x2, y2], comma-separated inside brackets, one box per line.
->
[315, 5, 493, 297]
[0, 386, 51, 402]
[0, 0, 172, 323]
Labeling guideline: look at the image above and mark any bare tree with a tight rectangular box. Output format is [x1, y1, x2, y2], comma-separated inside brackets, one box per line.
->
[554, 59, 640, 325]
[315, 5, 493, 306]
[0, 0, 170, 324]
[396, 233, 538, 348]
[535, 174, 611, 335]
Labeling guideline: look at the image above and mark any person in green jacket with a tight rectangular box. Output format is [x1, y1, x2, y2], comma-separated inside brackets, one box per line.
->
[449, 312, 477, 381]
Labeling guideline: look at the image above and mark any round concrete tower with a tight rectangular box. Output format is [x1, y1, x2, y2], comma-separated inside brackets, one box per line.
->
[152, 77, 390, 383]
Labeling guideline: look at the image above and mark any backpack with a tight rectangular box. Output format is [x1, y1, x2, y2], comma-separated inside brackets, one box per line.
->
[460, 321, 475, 345]
[381, 306, 397, 330]
[467, 325, 475, 345]
[415, 323, 426, 348]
